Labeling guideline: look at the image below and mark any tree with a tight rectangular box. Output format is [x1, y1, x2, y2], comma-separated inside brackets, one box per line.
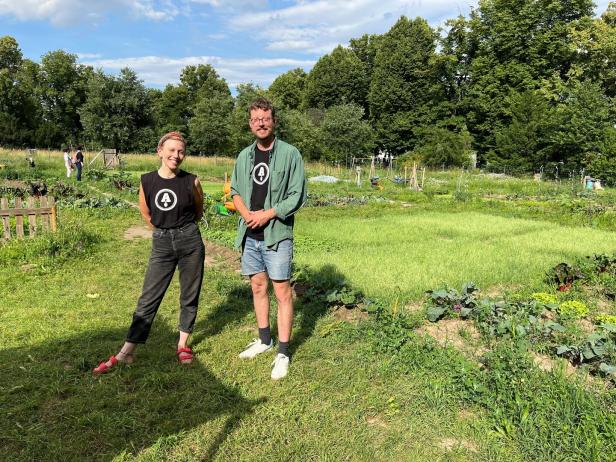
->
[303, 45, 368, 109]
[269, 68, 306, 110]
[189, 90, 233, 155]
[492, 90, 553, 172]
[319, 103, 374, 164]
[368, 16, 439, 154]
[38, 50, 88, 146]
[152, 84, 191, 136]
[80, 68, 154, 152]
[283, 109, 323, 161]
[549, 80, 615, 166]
[415, 126, 474, 168]
[186, 65, 233, 155]
[463, 0, 596, 158]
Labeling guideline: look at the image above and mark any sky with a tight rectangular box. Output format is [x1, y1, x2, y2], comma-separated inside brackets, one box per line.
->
[0, 0, 611, 91]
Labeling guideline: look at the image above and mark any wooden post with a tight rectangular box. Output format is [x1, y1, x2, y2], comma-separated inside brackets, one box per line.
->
[41, 196, 49, 230]
[27, 197, 36, 236]
[1, 197, 9, 239]
[421, 168, 426, 190]
[15, 197, 24, 238]
[50, 197, 57, 232]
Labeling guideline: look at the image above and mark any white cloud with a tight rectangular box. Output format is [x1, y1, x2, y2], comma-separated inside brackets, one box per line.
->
[228, 0, 478, 54]
[80, 54, 316, 88]
[77, 52, 102, 59]
[0, 0, 179, 26]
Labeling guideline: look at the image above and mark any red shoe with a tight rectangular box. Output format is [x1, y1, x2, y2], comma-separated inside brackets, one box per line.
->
[93, 355, 118, 375]
[177, 347, 193, 365]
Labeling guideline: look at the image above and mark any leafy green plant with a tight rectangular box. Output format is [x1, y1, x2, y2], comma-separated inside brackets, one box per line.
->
[108, 171, 134, 191]
[425, 282, 479, 322]
[84, 168, 106, 181]
[595, 314, 616, 325]
[547, 262, 585, 291]
[557, 300, 589, 320]
[531, 292, 557, 305]
[326, 287, 361, 307]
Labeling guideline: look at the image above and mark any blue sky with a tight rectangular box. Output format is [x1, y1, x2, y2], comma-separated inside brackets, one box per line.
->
[0, 0, 611, 90]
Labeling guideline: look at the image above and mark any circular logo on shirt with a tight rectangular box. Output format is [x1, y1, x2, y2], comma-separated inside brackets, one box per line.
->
[252, 162, 270, 186]
[154, 189, 177, 211]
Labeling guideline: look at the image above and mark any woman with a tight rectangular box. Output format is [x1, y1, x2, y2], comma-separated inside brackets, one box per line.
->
[94, 131, 205, 374]
[63, 148, 73, 178]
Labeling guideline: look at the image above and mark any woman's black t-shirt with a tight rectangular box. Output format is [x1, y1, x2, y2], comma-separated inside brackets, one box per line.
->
[141, 170, 197, 229]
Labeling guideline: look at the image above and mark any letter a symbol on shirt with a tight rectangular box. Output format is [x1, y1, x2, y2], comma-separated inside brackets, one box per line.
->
[161, 192, 171, 207]
[258, 166, 265, 182]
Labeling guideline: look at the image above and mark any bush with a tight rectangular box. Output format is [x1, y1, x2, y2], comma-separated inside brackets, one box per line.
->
[586, 156, 616, 187]
[414, 126, 473, 168]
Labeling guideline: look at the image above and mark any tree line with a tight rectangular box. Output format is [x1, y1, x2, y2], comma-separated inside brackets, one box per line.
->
[1, 0, 615, 177]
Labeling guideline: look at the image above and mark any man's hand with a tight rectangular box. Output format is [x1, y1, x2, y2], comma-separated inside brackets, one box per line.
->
[246, 209, 276, 228]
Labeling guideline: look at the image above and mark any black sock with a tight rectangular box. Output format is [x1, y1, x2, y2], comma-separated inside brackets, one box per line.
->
[278, 341, 290, 357]
[258, 326, 271, 345]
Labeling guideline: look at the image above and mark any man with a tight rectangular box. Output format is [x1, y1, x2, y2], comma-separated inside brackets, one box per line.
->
[231, 97, 307, 380]
[75, 146, 84, 181]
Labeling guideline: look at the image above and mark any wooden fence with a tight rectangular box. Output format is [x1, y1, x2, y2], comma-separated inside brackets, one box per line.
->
[0, 196, 57, 239]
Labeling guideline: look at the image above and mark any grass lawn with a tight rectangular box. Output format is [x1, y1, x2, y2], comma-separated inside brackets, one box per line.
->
[1, 149, 616, 461]
[295, 205, 616, 301]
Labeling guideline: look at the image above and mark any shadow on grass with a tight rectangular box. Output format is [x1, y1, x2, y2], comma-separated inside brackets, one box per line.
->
[0, 324, 265, 461]
[192, 264, 346, 357]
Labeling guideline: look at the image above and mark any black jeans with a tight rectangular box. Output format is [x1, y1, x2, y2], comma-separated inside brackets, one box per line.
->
[126, 222, 205, 343]
[75, 163, 82, 181]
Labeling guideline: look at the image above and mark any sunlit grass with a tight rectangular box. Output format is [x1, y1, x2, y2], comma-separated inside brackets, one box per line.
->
[295, 206, 616, 301]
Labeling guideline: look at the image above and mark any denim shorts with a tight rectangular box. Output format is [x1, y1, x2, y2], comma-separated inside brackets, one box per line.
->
[241, 237, 293, 280]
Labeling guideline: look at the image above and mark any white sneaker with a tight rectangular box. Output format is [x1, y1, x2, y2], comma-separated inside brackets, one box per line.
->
[271, 353, 290, 380]
[238, 338, 273, 359]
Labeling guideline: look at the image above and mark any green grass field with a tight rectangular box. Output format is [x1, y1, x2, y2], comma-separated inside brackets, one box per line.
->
[1, 149, 616, 461]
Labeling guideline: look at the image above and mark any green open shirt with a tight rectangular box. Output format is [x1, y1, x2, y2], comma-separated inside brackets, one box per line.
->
[230, 138, 307, 251]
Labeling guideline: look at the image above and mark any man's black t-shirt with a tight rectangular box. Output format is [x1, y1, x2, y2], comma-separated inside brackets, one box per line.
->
[246, 146, 271, 240]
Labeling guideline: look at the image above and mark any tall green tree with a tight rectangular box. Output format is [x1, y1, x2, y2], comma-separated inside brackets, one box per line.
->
[303, 45, 368, 109]
[549, 80, 615, 166]
[368, 16, 439, 154]
[492, 90, 553, 172]
[319, 103, 374, 164]
[463, 0, 596, 158]
[38, 50, 89, 147]
[152, 84, 191, 136]
[269, 68, 306, 110]
[189, 90, 233, 156]
[283, 109, 323, 160]
[0, 36, 40, 146]
[80, 68, 154, 152]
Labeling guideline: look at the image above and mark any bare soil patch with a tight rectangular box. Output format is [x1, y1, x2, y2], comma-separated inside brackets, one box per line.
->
[333, 306, 368, 323]
[438, 437, 478, 453]
[123, 224, 152, 240]
[416, 319, 487, 360]
[205, 240, 241, 272]
[530, 351, 577, 377]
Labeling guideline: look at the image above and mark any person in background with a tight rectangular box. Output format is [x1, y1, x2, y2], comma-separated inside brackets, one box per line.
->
[63, 148, 73, 178]
[93, 131, 205, 374]
[74, 146, 84, 181]
[231, 97, 307, 380]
